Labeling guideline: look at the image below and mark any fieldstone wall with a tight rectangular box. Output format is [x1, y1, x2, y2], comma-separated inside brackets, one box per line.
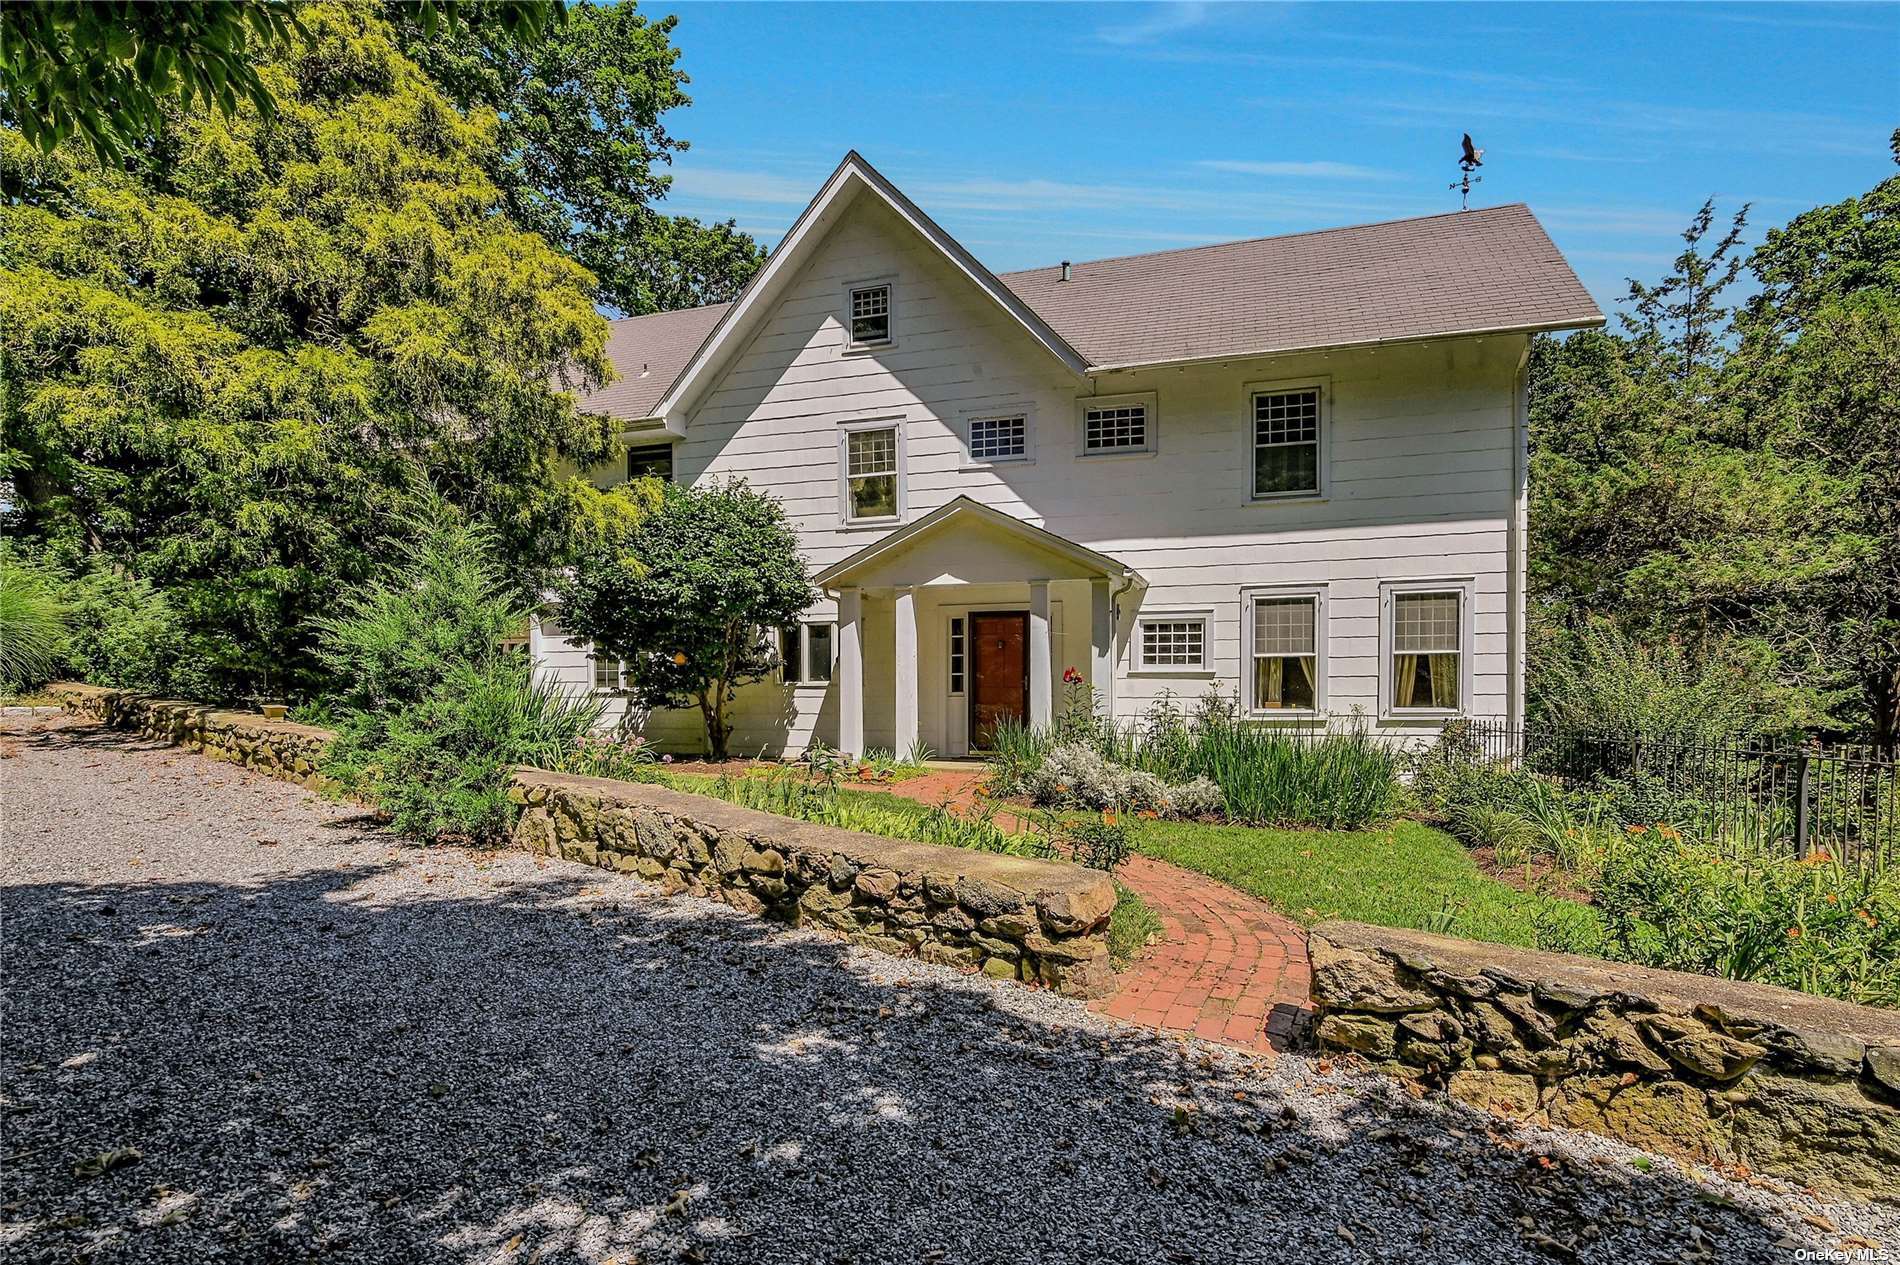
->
[50, 682, 335, 791]
[510, 768, 1119, 998]
[1310, 920, 1900, 1201]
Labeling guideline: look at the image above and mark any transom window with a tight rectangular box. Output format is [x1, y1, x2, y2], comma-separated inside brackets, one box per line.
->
[948, 616, 967, 694]
[627, 443, 674, 483]
[779, 623, 835, 685]
[1253, 387, 1321, 497]
[849, 284, 891, 345]
[968, 414, 1027, 462]
[1084, 403, 1148, 453]
[1138, 618, 1206, 670]
[1391, 591, 1461, 711]
[844, 426, 899, 521]
[1250, 596, 1318, 711]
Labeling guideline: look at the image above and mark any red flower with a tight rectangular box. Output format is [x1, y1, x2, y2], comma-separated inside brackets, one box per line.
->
[1062, 667, 1083, 685]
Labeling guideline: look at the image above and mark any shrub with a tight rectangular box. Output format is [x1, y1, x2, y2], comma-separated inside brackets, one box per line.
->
[1021, 742, 1228, 822]
[1454, 804, 1536, 865]
[1591, 829, 1900, 1007]
[0, 558, 67, 693]
[556, 479, 816, 759]
[1152, 708, 1403, 830]
[1530, 621, 1768, 745]
[316, 503, 603, 842]
[1169, 777, 1225, 820]
[1057, 810, 1134, 872]
[55, 563, 212, 697]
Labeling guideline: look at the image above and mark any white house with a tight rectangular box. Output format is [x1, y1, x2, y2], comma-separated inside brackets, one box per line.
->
[534, 153, 1603, 758]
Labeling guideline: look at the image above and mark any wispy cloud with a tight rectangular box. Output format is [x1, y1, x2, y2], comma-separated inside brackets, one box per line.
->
[1197, 159, 1398, 180]
[1095, 1, 1210, 47]
[666, 167, 821, 206]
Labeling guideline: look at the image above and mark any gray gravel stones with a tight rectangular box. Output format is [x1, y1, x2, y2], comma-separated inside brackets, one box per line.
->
[3, 713, 1894, 1263]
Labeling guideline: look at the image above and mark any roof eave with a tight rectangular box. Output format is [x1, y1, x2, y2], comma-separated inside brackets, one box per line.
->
[1083, 314, 1607, 376]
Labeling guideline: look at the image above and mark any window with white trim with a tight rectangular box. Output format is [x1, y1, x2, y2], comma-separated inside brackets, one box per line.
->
[843, 425, 899, 521]
[1084, 402, 1148, 453]
[779, 623, 836, 685]
[848, 284, 890, 345]
[1252, 386, 1321, 497]
[1137, 617, 1207, 670]
[948, 616, 966, 694]
[968, 414, 1027, 463]
[1249, 596, 1318, 711]
[591, 653, 624, 693]
[1390, 591, 1462, 711]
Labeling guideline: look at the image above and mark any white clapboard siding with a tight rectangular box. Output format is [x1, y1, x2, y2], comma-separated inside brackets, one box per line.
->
[546, 193, 1525, 755]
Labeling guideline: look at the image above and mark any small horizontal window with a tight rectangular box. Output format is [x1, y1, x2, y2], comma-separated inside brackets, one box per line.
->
[968, 414, 1027, 462]
[1138, 618, 1206, 670]
[1084, 403, 1147, 453]
[849, 284, 890, 345]
[627, 443, 674, 483]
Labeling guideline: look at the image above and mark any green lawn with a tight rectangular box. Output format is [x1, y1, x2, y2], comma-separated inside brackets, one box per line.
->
[1131, 817, 1603, 949]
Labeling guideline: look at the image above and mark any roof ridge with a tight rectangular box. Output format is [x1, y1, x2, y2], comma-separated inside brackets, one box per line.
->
[998, 202, 1536, 278]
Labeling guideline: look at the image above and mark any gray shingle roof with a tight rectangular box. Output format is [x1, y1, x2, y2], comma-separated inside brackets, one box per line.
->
[578, 203, 1599, 420]
[998, 203, 1601, 368]
[574, 301, 730, 421]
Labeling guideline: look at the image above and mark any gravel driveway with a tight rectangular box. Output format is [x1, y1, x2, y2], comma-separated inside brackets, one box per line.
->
[3, 713, 1892, 1263]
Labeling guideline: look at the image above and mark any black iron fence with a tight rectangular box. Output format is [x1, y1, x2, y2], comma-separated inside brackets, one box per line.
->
[1459, 721, 1898, 875]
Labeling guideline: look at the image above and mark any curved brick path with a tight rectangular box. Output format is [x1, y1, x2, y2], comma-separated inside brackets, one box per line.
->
[875, 768, 1313, 1055]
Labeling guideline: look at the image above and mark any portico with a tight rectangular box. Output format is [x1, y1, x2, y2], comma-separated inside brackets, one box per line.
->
[812, 497, 1143, 758]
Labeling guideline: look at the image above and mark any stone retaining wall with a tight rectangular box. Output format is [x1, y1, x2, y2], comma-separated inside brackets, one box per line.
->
[510, 768, 1118, 998]
[50, 683, 336, 790]
[1309, 920, 1900, 1201]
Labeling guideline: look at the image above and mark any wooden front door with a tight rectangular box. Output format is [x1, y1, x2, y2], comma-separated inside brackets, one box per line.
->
[969, 611, 1029, 751]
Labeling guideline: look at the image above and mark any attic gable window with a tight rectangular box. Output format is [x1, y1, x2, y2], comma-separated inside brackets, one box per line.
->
[848, 284, 891, 346]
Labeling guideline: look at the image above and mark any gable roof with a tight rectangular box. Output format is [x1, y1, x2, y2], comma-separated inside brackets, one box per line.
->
[574, 302, 730, 422]
[581, 158, 1603, 423]
[647, 152, 1090, 425]
[999, 204, 1600, 369]
[812, 495, 1142, 590]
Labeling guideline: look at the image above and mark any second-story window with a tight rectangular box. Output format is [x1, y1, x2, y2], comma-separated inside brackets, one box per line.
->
[968, 413, 1027, 463]
[1085, 403, 1147, 452]
[843, 424, 899, 521]
[1252, 386, 1322, 498]
[627, 443, 674, 483]
[849, 284, 891, 345]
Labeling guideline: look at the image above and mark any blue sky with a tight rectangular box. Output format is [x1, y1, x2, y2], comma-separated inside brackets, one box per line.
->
[648, 1, 1898, 310]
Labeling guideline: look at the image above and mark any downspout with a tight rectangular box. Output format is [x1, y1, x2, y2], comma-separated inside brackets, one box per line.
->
[1108, 572, 1139, 730]
[1508, 339, 1531, 730]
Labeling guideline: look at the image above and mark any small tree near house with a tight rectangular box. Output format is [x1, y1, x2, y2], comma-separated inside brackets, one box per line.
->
[556, 480, 815, 759]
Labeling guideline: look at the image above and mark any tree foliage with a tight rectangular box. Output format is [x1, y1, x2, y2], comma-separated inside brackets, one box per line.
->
[0, 0, 560, 166]
[317, 498, 604, 842]
[1530, 130, 1900, 744]
[1, 2, 644, 701]
[394, 0, 766, 315]
[556, 481, 816, 759]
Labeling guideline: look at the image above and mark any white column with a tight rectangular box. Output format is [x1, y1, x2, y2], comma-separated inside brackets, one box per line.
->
[893, 585, 918, 760]
[838, 586, 864, 757]
[1028, 579, 1053, 733]
[1090, 578, 1114, 724]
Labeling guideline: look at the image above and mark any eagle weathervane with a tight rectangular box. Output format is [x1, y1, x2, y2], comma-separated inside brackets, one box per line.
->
[1451, 133, 1484, 210]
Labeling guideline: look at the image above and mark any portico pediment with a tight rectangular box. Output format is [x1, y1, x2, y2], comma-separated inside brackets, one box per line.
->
[813, 497, 1143, 592]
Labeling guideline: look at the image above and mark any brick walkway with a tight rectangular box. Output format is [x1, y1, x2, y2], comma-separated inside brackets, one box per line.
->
[877, 767, 1312, 1055]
